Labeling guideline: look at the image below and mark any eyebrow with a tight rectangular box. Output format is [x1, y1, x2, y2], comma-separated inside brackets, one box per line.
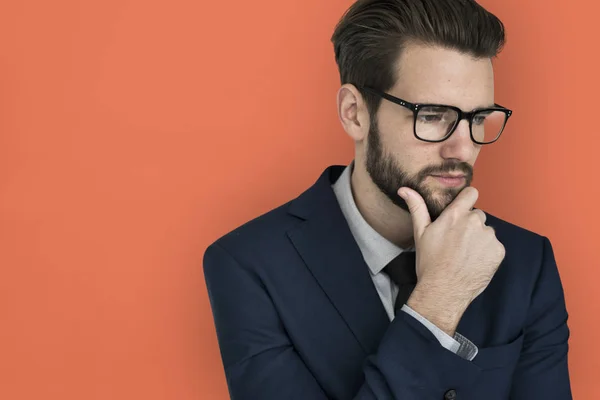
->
[419, 103, 498, 112]
[421, 106, 449, 112]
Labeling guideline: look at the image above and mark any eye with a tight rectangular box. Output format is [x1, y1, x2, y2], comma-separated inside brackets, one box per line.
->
[473, 115, 486, 125]
[473, 111, 493, 125]
[417, 113, 444, 123]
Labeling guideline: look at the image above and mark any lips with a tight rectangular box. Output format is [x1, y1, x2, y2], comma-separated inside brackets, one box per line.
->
[431, 174, 466, 179]
[430, 174, 466, 188]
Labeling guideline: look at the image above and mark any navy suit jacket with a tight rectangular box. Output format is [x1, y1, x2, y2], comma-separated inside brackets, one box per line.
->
[203, 166, 572, 400]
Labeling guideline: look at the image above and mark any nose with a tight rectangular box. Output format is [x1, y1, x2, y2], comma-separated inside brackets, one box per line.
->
[439, 119, 476, 162]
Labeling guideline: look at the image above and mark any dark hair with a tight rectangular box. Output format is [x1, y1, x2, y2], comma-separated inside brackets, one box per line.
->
[331, 0, 506, 116]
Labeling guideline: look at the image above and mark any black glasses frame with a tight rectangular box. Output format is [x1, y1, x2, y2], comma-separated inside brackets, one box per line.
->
[360, 86, 513, 145]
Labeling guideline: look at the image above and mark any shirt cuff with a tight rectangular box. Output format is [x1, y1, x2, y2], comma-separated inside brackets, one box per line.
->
[400, 304, 479, 361]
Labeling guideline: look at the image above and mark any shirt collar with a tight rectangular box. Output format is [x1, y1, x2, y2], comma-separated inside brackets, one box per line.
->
[332, 161, 411, 276]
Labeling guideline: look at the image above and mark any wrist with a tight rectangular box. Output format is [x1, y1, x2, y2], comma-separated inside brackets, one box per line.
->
[406, 282, 470, 336]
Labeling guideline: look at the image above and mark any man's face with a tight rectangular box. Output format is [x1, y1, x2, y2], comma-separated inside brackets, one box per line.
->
[365, 43, 495, 221]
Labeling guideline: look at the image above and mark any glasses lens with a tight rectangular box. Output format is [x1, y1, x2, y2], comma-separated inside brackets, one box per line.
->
[472, 110, 507, 143]
[415, 106, 459, 141]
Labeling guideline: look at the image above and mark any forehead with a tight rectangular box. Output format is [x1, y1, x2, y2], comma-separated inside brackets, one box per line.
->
[390, 42, 495, 110]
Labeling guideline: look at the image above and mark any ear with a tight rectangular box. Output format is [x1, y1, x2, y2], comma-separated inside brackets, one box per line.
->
[336, 84, 370, 142]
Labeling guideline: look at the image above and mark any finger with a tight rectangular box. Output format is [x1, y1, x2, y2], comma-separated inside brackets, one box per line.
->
[398, 187, 431, 240]
[471, 208, 487, 225]
[485, 225, 497, 236]
[444, 187, 480, 215]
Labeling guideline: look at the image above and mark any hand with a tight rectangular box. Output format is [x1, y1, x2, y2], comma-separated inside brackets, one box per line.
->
[398, 186, 506, 335]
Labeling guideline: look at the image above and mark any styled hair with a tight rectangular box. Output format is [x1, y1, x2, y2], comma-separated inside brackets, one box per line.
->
[331, 0, 506, 116]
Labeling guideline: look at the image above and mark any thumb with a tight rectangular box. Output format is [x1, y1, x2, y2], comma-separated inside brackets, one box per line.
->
[398, 187, 431, 241]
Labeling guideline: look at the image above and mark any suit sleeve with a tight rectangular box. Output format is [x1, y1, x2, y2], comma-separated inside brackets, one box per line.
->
[203, 242, 484, 400]
[509, 237, 573, 399]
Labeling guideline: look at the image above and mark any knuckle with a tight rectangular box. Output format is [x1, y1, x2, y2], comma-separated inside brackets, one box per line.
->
[475, 209, 485, 218]
[468, 213, 481, 224]
[477, 209, 487, 222]
[498, 242, 506, 257]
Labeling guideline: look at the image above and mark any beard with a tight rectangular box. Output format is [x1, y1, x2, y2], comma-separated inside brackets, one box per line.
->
[365, 116, 474, 222]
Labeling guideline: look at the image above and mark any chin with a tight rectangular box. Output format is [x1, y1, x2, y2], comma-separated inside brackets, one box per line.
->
[420, 188, 459, 215]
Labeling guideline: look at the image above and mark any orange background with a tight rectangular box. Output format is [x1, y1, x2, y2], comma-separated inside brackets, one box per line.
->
[0, 0, 597, 399]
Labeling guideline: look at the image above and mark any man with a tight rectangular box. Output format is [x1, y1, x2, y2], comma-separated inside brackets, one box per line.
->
[203, 0, 572, 398]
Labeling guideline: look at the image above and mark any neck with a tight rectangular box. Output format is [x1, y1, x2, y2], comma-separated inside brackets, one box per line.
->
[350, 161, 415, 249]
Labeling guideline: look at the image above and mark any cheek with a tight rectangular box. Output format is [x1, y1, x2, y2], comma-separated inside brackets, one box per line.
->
[377, 110, 414, 142]
[377, 114, 446, 175]
[402, 142, 438, 168]
[396, 147, 437, 179]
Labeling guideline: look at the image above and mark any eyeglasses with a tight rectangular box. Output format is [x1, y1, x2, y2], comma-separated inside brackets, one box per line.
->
[360, 86, 513, 145]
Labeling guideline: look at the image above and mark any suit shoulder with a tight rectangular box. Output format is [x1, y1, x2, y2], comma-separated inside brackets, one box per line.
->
[204, 199, 301, 260]
[483, 211, 547, 248]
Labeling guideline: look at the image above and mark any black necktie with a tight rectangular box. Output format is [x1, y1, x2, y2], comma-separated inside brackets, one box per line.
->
[383, 251, 417, 312]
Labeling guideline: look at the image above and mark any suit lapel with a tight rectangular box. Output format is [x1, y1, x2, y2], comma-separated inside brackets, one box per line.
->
[286, 166, 390, 355]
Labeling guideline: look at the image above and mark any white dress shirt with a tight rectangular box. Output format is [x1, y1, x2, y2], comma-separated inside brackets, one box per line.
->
[332, 162, 478, 361]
